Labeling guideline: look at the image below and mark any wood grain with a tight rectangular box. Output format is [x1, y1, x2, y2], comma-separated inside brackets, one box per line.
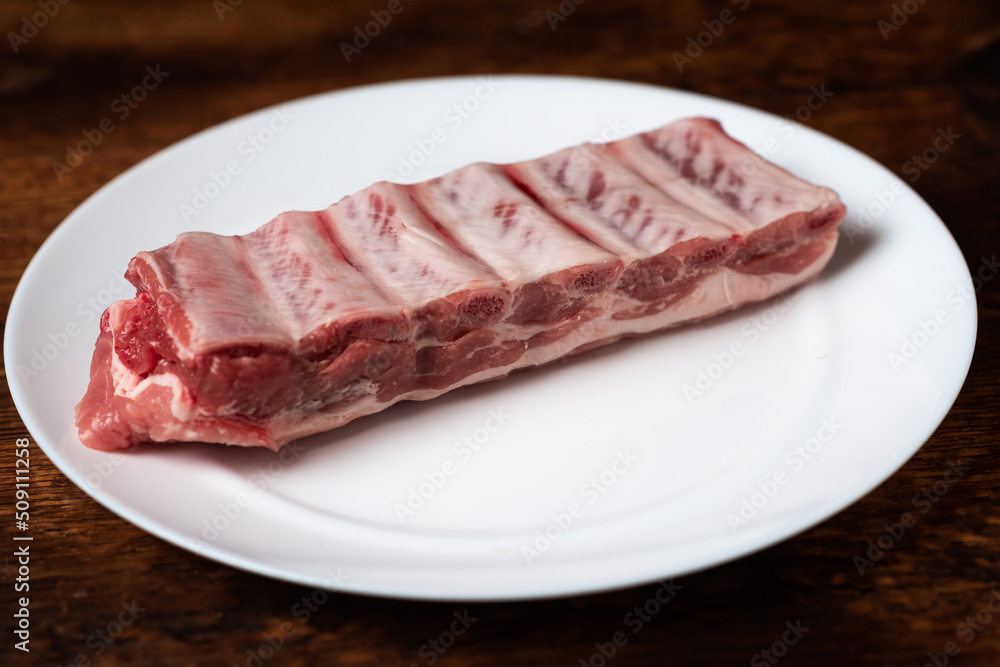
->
[2, 0, 998, 664]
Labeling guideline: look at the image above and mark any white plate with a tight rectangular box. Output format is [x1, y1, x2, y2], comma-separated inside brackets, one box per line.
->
[5, 76, 977, 600]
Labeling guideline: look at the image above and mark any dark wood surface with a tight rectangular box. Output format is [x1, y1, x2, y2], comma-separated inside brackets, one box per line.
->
[2, 0, 999, 664]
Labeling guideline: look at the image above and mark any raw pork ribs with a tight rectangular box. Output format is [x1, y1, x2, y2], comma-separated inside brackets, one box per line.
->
[76, 118, 845, 450]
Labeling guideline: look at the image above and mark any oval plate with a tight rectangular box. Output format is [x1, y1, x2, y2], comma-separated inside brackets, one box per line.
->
[4, 75, 977, 600]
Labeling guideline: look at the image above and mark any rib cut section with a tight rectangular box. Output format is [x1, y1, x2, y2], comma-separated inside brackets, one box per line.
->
[76, 117, 847, 450]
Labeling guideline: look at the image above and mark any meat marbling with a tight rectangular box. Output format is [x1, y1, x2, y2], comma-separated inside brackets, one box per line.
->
[76, 118, 846, 451]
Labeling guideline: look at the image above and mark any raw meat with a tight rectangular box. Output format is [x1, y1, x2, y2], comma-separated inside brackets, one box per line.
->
[76, 118, 846, 451]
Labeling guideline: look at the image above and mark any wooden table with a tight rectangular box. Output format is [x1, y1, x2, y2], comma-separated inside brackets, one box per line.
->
[2, 0, 998, 664]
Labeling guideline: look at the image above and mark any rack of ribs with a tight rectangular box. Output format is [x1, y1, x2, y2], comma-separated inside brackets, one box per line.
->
[75, 118, 845, 451]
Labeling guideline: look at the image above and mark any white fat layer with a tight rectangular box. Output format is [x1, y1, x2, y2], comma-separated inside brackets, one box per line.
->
[412, 163, 618, 285]
[612, 119, 842, 234]
[325, 181, 505, 306]
[240, 210, 405, 353]
[511, 145, 737, 258]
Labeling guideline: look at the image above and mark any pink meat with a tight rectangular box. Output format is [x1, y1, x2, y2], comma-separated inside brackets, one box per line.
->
[410, 163, 623, 325]
[76, 118, 846, 451]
